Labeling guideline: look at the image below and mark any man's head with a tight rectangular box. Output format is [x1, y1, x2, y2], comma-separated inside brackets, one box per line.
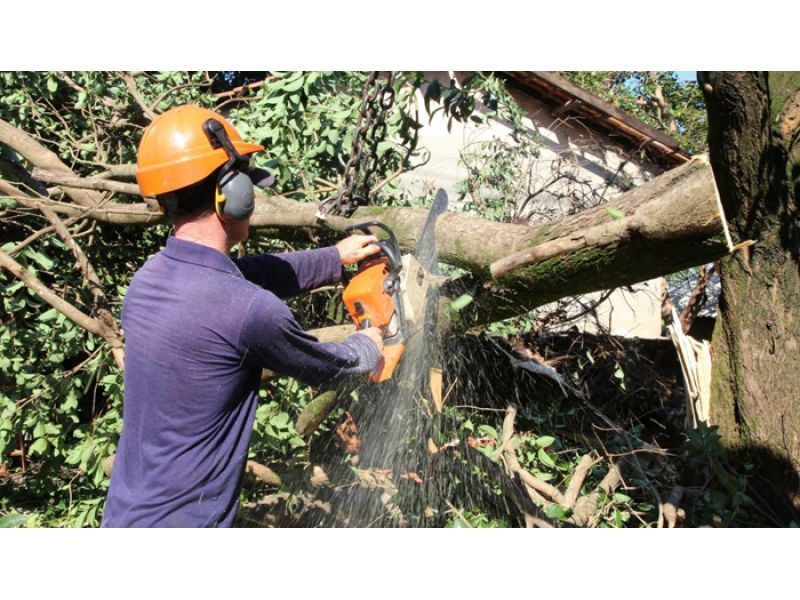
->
[135, 105, 273, 240]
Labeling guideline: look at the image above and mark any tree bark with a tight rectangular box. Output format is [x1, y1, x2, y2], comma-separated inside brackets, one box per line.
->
[702, 72, 800, 513]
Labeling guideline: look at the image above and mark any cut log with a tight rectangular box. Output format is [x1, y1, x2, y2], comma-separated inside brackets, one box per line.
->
[245, 461, 282, 487]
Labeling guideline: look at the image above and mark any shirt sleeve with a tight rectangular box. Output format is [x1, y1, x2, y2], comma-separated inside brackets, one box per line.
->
[233, 246, 342, 299]
[238, 291, 381, 388]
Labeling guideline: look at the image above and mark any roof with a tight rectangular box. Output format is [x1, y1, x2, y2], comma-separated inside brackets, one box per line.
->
[503, 71, 690, 168]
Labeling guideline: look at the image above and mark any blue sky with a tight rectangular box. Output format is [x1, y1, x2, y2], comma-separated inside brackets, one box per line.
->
[675, 71, 696, 83]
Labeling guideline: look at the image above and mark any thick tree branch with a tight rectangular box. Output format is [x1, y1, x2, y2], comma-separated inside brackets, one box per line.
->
[93, 164, 138, 180]
[32, 168, 142, 196]
[6, 192, 163, 225]
[0, 118, 103, 207]
[0, 155, 49, 196]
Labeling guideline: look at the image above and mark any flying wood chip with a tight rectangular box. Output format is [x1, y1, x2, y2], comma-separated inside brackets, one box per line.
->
[335, 412, 361, 454]
[430, 367, 443, 413]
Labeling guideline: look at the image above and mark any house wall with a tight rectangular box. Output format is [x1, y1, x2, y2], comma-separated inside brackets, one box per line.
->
[399, 71, 665, 339]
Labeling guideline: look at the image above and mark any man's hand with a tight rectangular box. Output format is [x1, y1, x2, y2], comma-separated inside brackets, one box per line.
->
[336, 234, 380, 266]
[357, 326, 384, 352]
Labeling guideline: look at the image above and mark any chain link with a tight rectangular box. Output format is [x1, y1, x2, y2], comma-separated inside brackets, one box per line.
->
[318, 71, 396, 220]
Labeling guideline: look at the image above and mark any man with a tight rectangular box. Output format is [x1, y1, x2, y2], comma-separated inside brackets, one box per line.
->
[102, 105, 384, 527]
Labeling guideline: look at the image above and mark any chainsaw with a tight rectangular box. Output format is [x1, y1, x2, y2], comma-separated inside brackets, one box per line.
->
[342, 189, 448, 382]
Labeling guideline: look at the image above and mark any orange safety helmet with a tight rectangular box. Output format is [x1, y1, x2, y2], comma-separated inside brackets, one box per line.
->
[136, 104, 265, 197]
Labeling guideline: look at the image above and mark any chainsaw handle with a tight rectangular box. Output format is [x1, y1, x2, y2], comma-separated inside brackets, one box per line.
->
[343, 221, 402, 273]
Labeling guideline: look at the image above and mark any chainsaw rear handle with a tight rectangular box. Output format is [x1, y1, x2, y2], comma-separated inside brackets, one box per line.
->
[343, 221, 402, 274]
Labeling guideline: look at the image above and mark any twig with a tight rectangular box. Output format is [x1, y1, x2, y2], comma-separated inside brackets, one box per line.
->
[679, 264, 712, 333]
[56, 72, 123, 112]
[569, 458, 628, 526]
[444, 500, 475, 527]
[500, 405, 565, 505]
[563, 454, 596, 510]
[151, 74, 214, 111]
[36, 202, 108, 306]
[663, 486, 685, 528]
[213, 78, 272, 100]
[121, 72, 158, 121]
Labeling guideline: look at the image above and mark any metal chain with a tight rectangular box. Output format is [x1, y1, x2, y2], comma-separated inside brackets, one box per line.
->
[318, 71, 396, 219]
[359, 71, 396, 199]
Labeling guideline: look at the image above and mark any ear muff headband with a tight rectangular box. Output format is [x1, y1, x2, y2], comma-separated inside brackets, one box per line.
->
[203, 119, 255, 222]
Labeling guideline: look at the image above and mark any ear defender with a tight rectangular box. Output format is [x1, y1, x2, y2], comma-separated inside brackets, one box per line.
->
[215, 168, 256, 221]
[203, 118, 257, 222]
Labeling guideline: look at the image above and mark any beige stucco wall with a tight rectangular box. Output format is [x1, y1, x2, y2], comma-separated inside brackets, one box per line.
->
[399, 71, 665, 339]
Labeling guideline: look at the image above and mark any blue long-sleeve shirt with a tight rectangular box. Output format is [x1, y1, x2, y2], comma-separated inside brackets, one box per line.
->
[101, 236, 379, 527]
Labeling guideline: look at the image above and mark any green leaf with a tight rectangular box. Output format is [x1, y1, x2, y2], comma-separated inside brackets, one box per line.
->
[0, 513, 27, 528]
[614, 508, 623, 527]
[26, 250, 54, 270]
[446, 518, 468, 528]
[535, 436, 556, 448]
[476, 424, 498, 440]
[270, 412, 290, 429]
[613, 493, 632, 504]
[544, 504, 568, 520]
[39, 308, 59, 322]
[29, 438, 48, 455]
[605, 207, 624, 220]
[282, 72, 304, 87]
[47, 77, 58, 93]
[80, 444, 94, 468]
[73, 509, 87, 529]
[537, 447, 556, 468]
[449, 294, 474, 313]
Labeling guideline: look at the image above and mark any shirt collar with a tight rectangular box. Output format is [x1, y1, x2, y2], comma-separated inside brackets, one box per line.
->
[162, 236, 242, 276]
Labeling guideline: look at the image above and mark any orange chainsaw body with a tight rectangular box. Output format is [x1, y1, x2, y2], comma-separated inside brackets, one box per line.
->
[342, 237, 406, 383]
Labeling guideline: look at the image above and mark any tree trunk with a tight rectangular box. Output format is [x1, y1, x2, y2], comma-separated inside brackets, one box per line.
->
[702, 72, 800, 515]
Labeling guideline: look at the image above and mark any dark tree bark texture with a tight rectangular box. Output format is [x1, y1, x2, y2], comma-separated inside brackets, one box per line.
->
[703, 72, 800, 515]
